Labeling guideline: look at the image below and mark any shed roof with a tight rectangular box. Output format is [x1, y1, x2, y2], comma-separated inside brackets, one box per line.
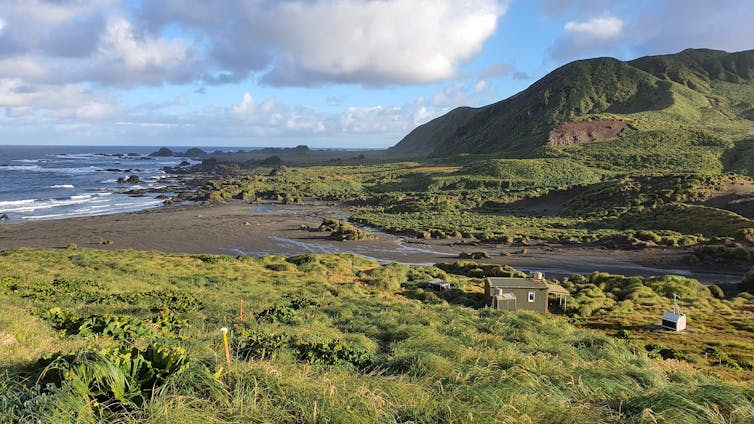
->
[486, 277, 571, 296]
[486, 277, 548, 290]
[545, 283, 571, 296]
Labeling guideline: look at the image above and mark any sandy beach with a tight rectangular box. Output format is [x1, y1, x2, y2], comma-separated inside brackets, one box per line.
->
[0, 200, 746, 284]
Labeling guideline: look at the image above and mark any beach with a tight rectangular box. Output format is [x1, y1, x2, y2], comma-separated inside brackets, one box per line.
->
[0, 200, 745, 285]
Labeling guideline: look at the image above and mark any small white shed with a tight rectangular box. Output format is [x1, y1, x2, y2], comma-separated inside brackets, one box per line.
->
[661, 294, 686, 331]
[661, 311, 686, 331]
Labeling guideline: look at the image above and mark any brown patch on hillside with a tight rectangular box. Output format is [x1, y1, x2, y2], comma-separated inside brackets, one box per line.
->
[547, 119, 628, 146]
[701, 180, 754, 220]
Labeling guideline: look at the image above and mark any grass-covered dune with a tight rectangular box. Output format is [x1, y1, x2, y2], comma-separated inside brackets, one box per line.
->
[1, 248, 753, 423]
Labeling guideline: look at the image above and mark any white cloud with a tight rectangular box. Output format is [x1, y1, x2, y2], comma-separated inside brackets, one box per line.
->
[564, 16, 624, 38]
[98, 17, 189, 69]
[0, 1, 506, 89]
[547, 1, 754, 62]
[550, 14, 627, 61]
[256, 0, 506, 85]
[136, 0, 507, 86]
[431, 79, 495, 108]
[0, 78, 116, 119]
[0, 57, 48, 80]
[232, 92, 255, 116]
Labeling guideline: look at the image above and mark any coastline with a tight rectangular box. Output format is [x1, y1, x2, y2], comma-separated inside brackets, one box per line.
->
[0, 200, 746, 285]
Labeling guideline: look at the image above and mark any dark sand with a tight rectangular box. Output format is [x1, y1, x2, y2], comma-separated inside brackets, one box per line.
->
[0, 201, 745, 284]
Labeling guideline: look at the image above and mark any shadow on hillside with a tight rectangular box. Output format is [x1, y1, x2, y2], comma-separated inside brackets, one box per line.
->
[722, 137, 754, 176]
[474, 188, 580, 217]
[606, 80, 675, 114]
[401, 286, 487, 309]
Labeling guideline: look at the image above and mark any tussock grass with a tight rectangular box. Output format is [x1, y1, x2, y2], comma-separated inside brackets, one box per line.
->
[1, 248, 752, 422]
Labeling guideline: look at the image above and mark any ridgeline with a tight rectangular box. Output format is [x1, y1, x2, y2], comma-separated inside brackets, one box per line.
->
[390, 48, 754, 160]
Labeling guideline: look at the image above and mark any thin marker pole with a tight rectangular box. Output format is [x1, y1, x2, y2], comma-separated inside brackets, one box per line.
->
[221, 327, 231, 366]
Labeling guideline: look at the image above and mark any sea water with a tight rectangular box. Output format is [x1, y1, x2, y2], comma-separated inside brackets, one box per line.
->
[0, 145, 204, 221]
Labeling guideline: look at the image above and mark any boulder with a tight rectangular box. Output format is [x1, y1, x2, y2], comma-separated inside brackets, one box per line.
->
[149, 147, 174, 157]
[126, 175, 141, 183]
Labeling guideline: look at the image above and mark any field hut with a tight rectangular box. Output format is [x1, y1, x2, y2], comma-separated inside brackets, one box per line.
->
[661, 294, 687, 331]
[485, 272, 570, 313]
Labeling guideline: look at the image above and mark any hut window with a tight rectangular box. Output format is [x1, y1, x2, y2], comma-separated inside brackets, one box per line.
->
[528, 291, 535, 302]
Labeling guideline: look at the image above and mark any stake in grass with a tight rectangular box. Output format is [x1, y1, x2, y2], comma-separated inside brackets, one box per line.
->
[221, 327, 231, 366]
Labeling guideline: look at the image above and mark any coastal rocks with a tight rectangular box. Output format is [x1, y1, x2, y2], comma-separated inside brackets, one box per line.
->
[184, 148, 207, 157]
[117, 175, 141, 184]
[316, 218, 376, 241]
[150, 147, 174, 157]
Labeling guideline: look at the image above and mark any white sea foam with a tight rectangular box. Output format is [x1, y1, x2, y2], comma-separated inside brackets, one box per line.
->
[0, 199, 37, 208]
[49, 184, 75, 189]
[20, 197, 163, 220]
[0, 165, 39, 171]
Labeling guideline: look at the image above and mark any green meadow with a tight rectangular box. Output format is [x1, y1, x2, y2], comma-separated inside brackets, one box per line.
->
[1, 248, 753, 422]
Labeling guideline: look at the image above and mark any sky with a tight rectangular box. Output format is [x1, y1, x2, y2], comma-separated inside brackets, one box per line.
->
[0, 0, 752, 148]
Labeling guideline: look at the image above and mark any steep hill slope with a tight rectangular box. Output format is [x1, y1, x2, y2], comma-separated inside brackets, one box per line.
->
[390, 49, 754, 158]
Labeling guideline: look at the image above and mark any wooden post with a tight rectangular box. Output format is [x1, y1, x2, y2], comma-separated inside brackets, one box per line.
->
[221, 327, 231, 366]
[240, 299, 244, 320]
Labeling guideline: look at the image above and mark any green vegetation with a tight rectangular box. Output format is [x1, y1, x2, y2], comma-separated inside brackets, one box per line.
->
[548, 129, 732, 175]
[4, 48, 754, 423]
[560, 271, 754, 373]
[315, 218, 377, 241]
[390, 49, 754, 158]
[1, 248, 753, 422]
[189, 158, 754, 246]
[178, 50, 754, 248]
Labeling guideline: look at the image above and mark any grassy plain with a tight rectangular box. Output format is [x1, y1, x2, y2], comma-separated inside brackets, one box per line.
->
[1, 248, 753, 422]
[189, 146, 754, 248]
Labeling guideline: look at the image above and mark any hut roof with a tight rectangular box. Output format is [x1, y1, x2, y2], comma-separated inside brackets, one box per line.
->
[486, 277, 570, 296]
[545, 283, 571, 296]
[486, 277, 548, 290]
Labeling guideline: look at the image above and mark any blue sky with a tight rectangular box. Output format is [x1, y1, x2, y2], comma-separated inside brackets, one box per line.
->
[0, 0, 752, 148]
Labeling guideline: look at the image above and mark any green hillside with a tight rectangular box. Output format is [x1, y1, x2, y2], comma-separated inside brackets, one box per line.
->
[389, 49, 754, 159]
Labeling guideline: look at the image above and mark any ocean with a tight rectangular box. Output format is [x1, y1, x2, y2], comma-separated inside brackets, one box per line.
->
[0, 145, 207, 221]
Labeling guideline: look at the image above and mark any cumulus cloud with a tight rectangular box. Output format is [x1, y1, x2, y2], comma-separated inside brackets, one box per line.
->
[546, 0, 754, 62]
[564, 16, 623, 38]
[256, 0, 506, 85]
[0, 0, 507, 88]
[0, 78, 117, 119]
[138, 0, 507, 86]
[550, 14, 625, 61]
[70, 17, 205, 86]
[628, 0, 754, 56]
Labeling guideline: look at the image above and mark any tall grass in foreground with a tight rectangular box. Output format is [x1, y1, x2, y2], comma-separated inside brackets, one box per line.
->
[0, 248, 752, 422]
